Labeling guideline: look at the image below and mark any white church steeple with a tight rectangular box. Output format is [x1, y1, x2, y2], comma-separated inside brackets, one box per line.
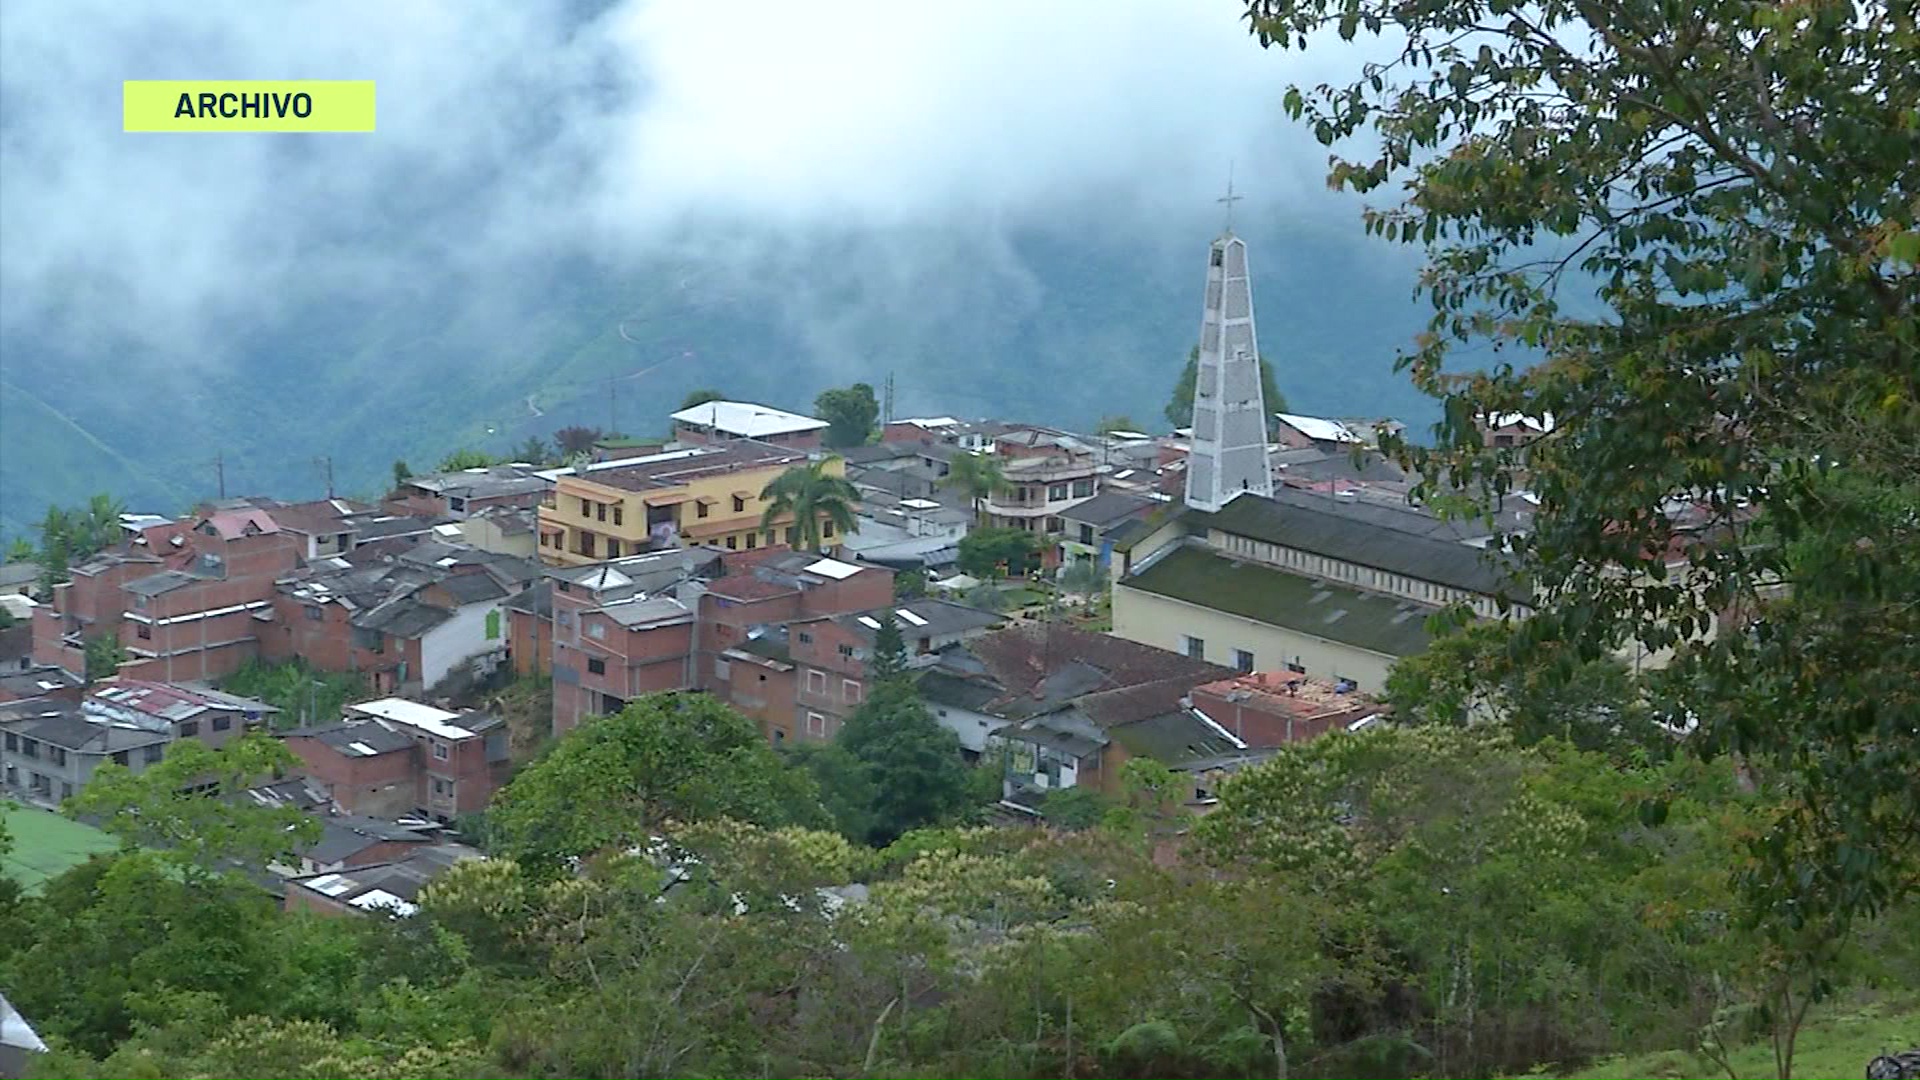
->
[1183, 174, 1274, 512]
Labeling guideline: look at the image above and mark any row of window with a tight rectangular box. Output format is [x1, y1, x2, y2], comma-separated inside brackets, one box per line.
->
[802, 668, 862, 705]
[1001, 478, 1097, 506]
[579, 497, 627, 527]
[1182, 637, 1318, 680]
[3, 766, 73, 801]
[3, 734, 168, 767]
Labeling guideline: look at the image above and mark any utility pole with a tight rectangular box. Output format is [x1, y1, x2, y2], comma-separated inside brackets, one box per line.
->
[316, 456, 335, 499]
[609, 376, 619, 437]
[214, 453, 226, 500]
[883, 371, 896, 425]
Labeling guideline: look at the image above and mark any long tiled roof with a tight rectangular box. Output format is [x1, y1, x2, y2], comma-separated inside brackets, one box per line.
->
[1187, 493, 1529, 603]
[1121, 544, 1435, 658]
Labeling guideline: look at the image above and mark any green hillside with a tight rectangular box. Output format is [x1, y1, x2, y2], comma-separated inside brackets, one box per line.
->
[0, 216, 1439, 538]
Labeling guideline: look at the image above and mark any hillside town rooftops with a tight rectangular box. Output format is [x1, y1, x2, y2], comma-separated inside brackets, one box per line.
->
[570, 442, 812, 494]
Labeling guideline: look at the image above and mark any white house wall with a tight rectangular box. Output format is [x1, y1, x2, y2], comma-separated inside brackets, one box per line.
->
[419, 601, 507, 690]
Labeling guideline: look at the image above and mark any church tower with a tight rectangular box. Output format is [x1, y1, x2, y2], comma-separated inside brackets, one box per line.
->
[1183, 180, 1273, 512]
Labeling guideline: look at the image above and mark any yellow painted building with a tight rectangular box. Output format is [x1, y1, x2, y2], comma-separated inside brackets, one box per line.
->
[536, 444, 848, 566]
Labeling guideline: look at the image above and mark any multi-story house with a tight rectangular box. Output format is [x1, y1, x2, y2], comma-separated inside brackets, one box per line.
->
[1057, 491, 1155, 570]
[670, 400, 829, 451]
[32, 508, 305, 684]
[388, 464, 553, 520]
[536, 442, 848, 567]
[0, 679, 276, 805]
[284, 698, 507, 822]
[546, 548, 719, 735]
[267, 545, 537, 697]
[982, 428, 1105, 535]
[782, 598, 1005, 740]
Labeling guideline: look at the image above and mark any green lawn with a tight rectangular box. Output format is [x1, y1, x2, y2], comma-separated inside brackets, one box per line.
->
[1551, 995, 1919, 1079]
[1, 800, 119, 892]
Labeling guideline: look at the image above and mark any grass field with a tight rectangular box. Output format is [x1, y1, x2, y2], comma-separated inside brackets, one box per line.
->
[1552, 994, 1919, 1079]
[1, 800, 119, 892]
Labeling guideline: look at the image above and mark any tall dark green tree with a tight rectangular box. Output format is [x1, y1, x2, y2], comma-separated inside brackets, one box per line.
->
[869, 611, 908, 683]
[836, 679, 973, 846]
[679, 388, 726, 410]
[812, 383, 880, 448]
[1164, 346, 1287, 430]
[1236, 0, 1920, 1070]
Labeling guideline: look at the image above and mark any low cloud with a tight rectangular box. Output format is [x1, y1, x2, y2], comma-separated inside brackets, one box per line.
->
[0, 0, 1380, 361]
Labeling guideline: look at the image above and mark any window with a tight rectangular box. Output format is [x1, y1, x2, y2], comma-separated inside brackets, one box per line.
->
[1071, 478, 1095, 498]
[605, 538, 622, 558]
[1049, 483, 1068, 501]
[838, 643, 855, 659]
[713, 658, 731, 680]
[797, 631, 813, 644]
[764, 530, 776, 546]
[732, 495, 746, 513]
[1234, 649, 1255, 674]
[577, 531, 597, 557]
[138, 623, 152, 640]
[556, 580, 572, 593]
[807, 712, 827, 737]
[587, 621, 606, 640]
[112, 751, 129, 766]
[449, 496, 467, 513]
[305, 605, 324, 621]
[1046, 516, 1063, 533]
[1184, 635, 1206, 659]
[60, 782, 72, 801]
[49, 746, 67, 767]
[822, 519, 834, 537]
[807, 670, 826, 693]
[3, 733, 15, 752]
[179, 721, 200, 738]
[579, 497, 591, 515]
[612, 505, 623, 526]
[587, 657, 607, 676]
[843, 679, 862, 703]
[745, 533, 757, 549]
[143, 744, 164, 764]
[1078, 524, 1095, 545]
[596, 502, 607, 522]
[785, 526, 799, 546]
[433, 741, 449, 761]
[213, 714, 232, 732]
[696, 501, 710, 519]
[1286, 659, 1307, 674]
[725, 535, 737, 549]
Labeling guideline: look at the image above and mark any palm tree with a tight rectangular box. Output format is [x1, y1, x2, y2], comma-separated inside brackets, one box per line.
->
[940, 450, 1008, 527]
[760, 458, 860, 552]
[77, 493, 126, 558]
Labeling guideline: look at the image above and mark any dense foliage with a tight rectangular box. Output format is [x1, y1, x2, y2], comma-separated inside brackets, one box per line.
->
[14, 704, 1917, 1079]
[218, 658, 371, 731]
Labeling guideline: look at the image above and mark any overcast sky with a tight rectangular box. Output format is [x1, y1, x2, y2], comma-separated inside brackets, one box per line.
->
[0, 0, 1393, 359]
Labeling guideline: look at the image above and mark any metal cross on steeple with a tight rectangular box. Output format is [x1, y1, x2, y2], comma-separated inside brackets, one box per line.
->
[1218, 161, 1244, 233]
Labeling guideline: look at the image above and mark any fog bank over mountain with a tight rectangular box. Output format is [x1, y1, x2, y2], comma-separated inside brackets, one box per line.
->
[0, 0, 1430, 535]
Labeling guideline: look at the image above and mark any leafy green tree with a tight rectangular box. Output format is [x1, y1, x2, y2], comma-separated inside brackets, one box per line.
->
[1059, 558, 1109, 596]
[679, 388, 726, 410]
[488, 692, 828, 873]
[783, 741, 880, 844]
[1164, 346, 1287, 430]
[82, 633, 126, 685]
[1236, 0, 1918, 1058]
[837, 679, 975, 846]
[960, 582, 1008, 612]
[1041, 785, 1111, 831]
[218, 658, 370, 730]
[68, 734, 321, 879]
[391, 460, 412, 489]
[434, 448, 501, 473]
[812, 382, 880, 449]
[938, 450, 1008, 527]
[892, 566, 928, 600]
[509, 436, 551, 467]
[958, 526, 1043, 579]
[1385, 619, 1651, 754]
[551, 425, 602, 457]
[758, 457, 860, 551]
[1095, 415, 1141, 435]
[869, 611, 908, 683]
[5, 536, 34, 563]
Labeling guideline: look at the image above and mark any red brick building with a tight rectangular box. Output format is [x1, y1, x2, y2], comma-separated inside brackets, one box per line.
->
[1187, 671, 1387, 747]
[284, 698, 507, 821]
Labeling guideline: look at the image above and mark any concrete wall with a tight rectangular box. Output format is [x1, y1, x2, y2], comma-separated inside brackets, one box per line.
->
[1112, 583, 1400, 693]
